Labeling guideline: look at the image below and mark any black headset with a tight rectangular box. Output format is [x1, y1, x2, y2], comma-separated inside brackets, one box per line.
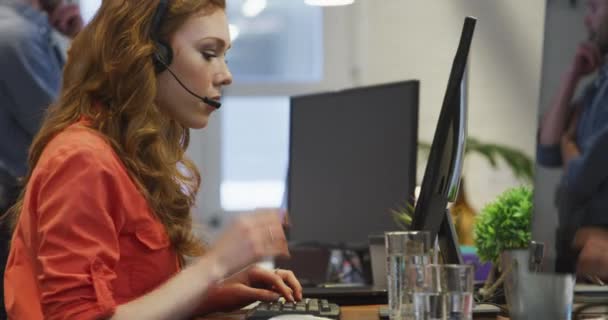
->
[149, 0, 222, 108]
[151, 0, 173, 74]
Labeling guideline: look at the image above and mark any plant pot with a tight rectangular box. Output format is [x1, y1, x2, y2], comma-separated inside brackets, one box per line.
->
[501, 249, 574, 320]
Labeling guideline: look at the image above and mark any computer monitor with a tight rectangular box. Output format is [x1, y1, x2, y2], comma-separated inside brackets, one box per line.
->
[410, 17, 476, 264]
[288, 81, 419, 246]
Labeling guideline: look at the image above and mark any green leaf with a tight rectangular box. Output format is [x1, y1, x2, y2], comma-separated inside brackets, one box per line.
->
[473, 185, 533, 263]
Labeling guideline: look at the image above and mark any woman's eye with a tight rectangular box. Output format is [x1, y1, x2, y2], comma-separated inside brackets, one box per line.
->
[202, 52, 217, 60]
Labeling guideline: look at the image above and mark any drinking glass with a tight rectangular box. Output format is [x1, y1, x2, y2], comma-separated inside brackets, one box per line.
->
[413, 264, 474, 320]
[385, 231, 432, 320]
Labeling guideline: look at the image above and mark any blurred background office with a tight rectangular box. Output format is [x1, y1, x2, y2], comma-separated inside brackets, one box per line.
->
[6, 0, 549, 245]
[175, 0, 543, 237]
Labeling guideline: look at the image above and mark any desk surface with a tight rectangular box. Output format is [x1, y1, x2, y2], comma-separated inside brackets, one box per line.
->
[200, 305, 499, 320]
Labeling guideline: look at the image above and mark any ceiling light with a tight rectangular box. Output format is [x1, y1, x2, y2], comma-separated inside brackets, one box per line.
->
[304, 0, 354, 6]
[242, 0, 267, 17]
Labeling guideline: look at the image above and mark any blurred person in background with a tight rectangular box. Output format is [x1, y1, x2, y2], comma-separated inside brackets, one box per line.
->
[537, 0, 608, 275]
[0, 0, 82, 317]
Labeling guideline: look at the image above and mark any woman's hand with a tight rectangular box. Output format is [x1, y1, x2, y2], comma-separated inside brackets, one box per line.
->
[198, 266, 303, 314]
[193, 208, 300, 315]
[237, 266, 303, 302]
[203, 209, 290, 289]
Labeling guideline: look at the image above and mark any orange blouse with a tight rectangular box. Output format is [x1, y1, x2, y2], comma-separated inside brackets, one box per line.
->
[4, 122, 180, 319]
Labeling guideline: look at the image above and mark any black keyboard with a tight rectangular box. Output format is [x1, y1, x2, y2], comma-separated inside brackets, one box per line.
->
[246, 298, 340, 320]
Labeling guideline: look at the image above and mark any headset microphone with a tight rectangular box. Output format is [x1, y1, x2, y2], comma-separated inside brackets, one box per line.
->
[156, 58, 222, 109]
[151, 0, 221, 109]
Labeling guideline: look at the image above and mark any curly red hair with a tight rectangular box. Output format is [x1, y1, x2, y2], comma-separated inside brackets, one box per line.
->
[8, 0, 226, 258]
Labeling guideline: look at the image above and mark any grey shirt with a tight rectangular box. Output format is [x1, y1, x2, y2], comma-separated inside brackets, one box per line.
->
[0, 1, 64, 178]
[537, 65, 608, 226]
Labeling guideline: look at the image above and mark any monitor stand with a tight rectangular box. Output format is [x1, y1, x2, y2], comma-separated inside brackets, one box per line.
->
[438, 208, 464, 264]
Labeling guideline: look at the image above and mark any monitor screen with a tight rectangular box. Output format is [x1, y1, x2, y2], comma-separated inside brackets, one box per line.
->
[410, 17, 476, 259]
[288, 81, 419, 246]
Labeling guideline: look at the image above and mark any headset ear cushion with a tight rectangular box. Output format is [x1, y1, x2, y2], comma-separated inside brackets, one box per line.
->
[153, 40, 173, 73]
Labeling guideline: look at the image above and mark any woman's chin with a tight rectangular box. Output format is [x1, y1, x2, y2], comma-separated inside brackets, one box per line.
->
[191, 118, 209, 129]
[178, 114, 208, 129]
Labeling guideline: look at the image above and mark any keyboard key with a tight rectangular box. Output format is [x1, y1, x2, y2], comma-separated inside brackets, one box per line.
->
[246, 298, 340, 320]
[256, 304, 268, 311]
[308, 299, 319, 312]
[321, 300, 331, 312]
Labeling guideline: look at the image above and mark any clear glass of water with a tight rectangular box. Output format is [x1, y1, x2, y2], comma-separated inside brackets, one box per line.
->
[385, 231, 432, 320]
[415, 264, 475, 320]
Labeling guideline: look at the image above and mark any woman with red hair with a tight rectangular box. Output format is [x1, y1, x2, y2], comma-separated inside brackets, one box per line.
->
[4, 0, 301, 319]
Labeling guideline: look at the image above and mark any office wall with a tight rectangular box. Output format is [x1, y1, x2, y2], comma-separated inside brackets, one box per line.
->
[352, 0, 546, 211]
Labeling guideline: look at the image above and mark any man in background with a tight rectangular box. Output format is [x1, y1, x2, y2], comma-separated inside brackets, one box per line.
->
[537, 0, 608, 275]
[0, 0, 82, 316]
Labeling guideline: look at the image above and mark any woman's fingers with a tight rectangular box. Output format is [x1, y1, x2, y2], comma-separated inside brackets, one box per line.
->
[250, 267, 295, 302]
[275, 269, 303, 301]
[241, 286, 282, 302]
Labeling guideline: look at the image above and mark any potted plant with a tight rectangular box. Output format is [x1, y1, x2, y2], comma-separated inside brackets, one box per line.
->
[475, 185, 577, 319]
[473, 185, 532, 300]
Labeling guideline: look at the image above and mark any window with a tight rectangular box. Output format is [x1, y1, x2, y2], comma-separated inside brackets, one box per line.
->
[220, 97, 290, 211]
[225, 0, 323, 83]
[219, 1, 323, 211]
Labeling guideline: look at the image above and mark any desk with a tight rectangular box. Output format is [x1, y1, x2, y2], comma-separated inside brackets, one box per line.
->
[200, 305, 500, 320]
[339, 305, 382, 320]
[338, 305, 498, 320]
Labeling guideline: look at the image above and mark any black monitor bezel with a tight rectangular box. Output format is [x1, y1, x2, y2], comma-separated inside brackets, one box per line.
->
[410, 17, 477, 261]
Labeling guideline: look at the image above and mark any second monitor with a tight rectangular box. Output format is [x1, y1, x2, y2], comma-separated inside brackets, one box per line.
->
[288, 81, 419, 246]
